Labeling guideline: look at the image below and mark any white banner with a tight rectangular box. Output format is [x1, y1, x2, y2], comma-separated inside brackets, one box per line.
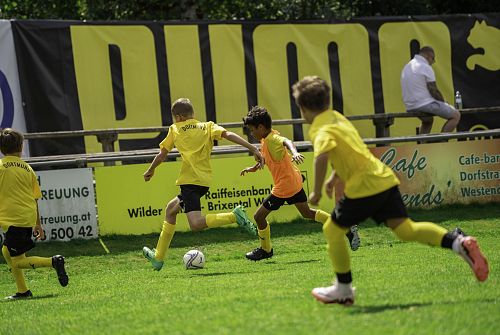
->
[0, 20, 29, 157]
[0, 168, 98, 244]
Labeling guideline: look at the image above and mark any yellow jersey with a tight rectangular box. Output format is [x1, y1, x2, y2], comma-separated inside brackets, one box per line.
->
[261, 130, 302, 198]
[160, 119, 226, 187]
[0, 156, 42, 230]
[309, 110, 399, 198]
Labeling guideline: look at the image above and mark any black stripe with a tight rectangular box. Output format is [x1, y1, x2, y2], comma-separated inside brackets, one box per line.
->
[108, 44, 126, 121]
[198, 24, 216, 122]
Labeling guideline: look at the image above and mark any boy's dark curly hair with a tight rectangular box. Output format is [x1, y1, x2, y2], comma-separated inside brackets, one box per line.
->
[243, 106, 272, 129]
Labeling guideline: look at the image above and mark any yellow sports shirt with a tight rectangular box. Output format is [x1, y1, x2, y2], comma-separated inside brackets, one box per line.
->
[309, 110, 399, 198]
[160, 119, 226, 187]
[0, 156, 41, 230]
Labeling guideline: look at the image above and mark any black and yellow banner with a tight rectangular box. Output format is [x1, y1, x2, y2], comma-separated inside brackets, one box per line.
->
[11, 14, 500, 156]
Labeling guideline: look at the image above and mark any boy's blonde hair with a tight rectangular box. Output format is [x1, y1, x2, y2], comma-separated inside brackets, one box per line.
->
[292, 76, 331, 112]
[171, 98, 194, 117]
[0, 128, 24, 155]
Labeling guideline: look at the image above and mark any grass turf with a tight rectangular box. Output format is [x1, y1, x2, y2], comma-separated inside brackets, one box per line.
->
[1, 203, 499, 335]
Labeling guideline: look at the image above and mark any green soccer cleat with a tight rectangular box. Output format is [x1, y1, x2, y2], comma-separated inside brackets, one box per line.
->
[142, 247, 164, 271]
[233, 205, 257, 236]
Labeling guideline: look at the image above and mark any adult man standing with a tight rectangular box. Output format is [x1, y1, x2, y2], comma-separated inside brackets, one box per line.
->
[401, 46, 460, 134]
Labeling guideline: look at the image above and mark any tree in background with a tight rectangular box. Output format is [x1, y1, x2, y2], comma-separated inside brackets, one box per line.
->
[1, 0, 498, 20]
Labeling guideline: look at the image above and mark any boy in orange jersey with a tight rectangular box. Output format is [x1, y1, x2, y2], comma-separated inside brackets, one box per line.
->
[0, 128, 68, 300]
[142, 98, 264, 271]
[240, 106, 360, 261]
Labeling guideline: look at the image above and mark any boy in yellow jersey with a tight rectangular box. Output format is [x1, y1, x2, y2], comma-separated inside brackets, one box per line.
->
[0, 128, 68, 300]
[142, 98, 264, 271]
[241, 106, 360, 261]
[292, 76, 489, 305]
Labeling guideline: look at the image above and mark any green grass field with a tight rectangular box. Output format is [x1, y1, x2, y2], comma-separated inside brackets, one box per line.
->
[1, 204, 499, 335]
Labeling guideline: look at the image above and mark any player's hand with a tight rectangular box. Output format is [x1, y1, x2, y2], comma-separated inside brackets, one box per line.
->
[291, 152, 305, 164]
[240, 167, 257, 176]
[143, 170, 154, 181]
[34, 225, 45, 240]
[308, 192, 321, 206]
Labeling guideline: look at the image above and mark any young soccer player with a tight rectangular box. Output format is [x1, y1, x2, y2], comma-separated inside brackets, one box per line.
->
[240, 106, 360, 261]
[142, 98, 264, 271]
[292, 76, 489, 305]
[0, 128, 68, 300]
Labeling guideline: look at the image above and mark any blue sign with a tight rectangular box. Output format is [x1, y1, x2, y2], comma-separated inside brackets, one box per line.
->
[0, 69, 14, 128]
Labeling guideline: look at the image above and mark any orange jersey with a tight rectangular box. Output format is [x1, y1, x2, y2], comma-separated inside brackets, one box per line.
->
[261, 131, 303, 198]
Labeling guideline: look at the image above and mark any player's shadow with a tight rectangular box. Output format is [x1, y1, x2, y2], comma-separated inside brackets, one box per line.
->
[350, 297, 497, 314]
[349, 302, 431, 314]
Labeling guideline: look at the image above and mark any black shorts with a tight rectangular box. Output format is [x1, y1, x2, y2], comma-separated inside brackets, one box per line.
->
[332, 186, 408, 228]
[178, 184, 210, 213]
[262, 188, 308, 211]
[2, 226, 35, 257]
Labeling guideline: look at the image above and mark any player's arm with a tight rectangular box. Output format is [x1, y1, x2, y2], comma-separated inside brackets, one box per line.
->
[34, 201, 44, 240]
[426, 82, 444, 102]
[144, 147, 169, 181]
[283, 139, 304, 164]
[309, 152, 329, 205]
[222, 131, 264, 168]
[240, 162, 261, 176]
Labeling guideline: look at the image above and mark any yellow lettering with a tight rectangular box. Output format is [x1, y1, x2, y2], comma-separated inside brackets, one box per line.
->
[209, 24, 247, 138]
[253, 24, 375, 138]
[164, 25, 206, 121]
[71, 26, 162, 153]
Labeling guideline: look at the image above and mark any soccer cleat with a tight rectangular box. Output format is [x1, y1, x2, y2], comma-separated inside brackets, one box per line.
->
[456, 236, 489, 282]
[142, 247, 164, 271]
[232, 205, 257, 236]
[4, 290, 33, 300]
[311, 284, 355, 305]
[346, 225, 361, 251]
[453, 227, 467, 237]
[246, 247, 273, 261]
[52, 255, 69, 287]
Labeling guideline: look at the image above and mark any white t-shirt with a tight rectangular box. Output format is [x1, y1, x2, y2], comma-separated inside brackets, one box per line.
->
[401, 54, 436, 110]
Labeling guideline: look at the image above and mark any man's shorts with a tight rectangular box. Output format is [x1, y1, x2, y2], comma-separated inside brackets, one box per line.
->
[332, 186, 408, 228]
[408, 101, 456, 120]
[262, 188, 307, 211]
[178, 184, 210, 213]
[2, 226, 35, 257]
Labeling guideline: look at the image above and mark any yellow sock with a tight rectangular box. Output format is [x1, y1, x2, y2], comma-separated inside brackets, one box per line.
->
[2, 246, 28, 293]
[258, 224, 272, 252]
[11, 254, 52, 269]
[155, 221, 176, 261]
[392, 218, 447, 246]
[323, 218, 351, 273]
[206, 212, 236, 228]
[314, 209, 330, 224]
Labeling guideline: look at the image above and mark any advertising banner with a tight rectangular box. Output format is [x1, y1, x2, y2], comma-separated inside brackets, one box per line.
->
[10, 14, 500, 156]
[95, 154, 333, 235]
[371, 139, 500, 206]
[0, 168, 98, 243]
[0, 20, 29, 157]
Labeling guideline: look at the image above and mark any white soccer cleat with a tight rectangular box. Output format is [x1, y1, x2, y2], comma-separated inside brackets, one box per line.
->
[311, 284, 355, 305]
[456, 236, 489, 282]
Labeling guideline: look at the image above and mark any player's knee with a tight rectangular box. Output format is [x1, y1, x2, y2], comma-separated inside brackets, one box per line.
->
[322, 219, 346, 240]
[188, 218, 204, 232]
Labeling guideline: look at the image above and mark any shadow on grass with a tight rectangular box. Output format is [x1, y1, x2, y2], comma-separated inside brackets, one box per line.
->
[349, 297, 498, 314]
[0, 202, 496, 263]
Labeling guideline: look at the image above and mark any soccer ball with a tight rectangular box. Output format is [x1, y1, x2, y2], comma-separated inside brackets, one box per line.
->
[183, 249, 205, 269]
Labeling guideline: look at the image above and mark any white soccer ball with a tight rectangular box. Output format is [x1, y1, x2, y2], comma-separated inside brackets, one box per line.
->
[183, 249, 205, 269]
